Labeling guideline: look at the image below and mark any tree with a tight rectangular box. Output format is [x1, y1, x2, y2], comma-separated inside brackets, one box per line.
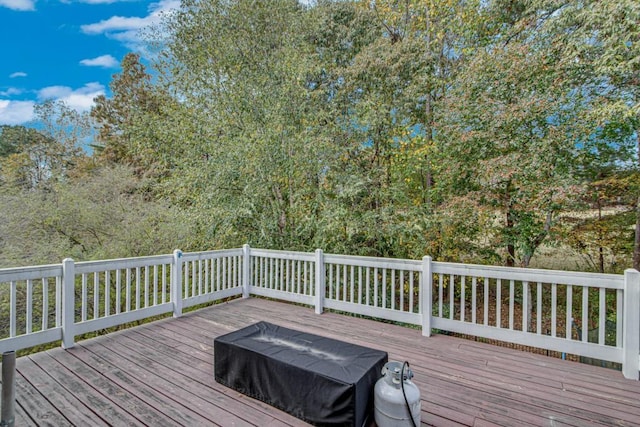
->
[91, 53, 176, 177]
[0, 124, 65, 190]
[154, 0, 336, 250]
[437, 15, 580, 267]
[548, 0, 640, 269]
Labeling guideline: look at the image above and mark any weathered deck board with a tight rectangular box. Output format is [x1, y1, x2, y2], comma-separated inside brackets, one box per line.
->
[3, 297, 640, 426]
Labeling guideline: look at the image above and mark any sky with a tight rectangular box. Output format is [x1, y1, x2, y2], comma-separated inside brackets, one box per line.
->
[0, 0, 179, 126]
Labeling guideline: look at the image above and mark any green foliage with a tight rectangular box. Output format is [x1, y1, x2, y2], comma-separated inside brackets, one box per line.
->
[0, 165, 192, 267]
[2, 0, 638, 272]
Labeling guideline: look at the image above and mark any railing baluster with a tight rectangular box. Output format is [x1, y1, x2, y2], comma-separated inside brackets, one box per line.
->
[204, 259, 209, 294]
[438, 275, 443, 317]
[374, 267, 379, 308]
[496, 278, 501, 328]
[551, 283, 557, 337]
[358, 266, 363, 305]
[616, 288, 623, 347]
[191, 261, 197, 295]
[135, 267, 141, 309]
[56, 276, 62, 327]
[399, 270, 404, 312]
[198, 260, 203, 296]
[42, 278, 49, 331]
[81, 274, 88, 321]
[581, 286, 589, 342]
[471, 277, 477, 324]
[365, 267, 371, 306]
[598, 288, 606, 345]
[342, 265, 353, 301]
[94, 272, 99, 319]
[163, 263, 167, 304]
[1, 283, 17, 337]
[449, 275, 455, 320]
[461, 276, 466, 322]
[236, 256, 239, 288]
[26, 279, 33, 334]
[303, 261, 308, 295]
[152, 266, 158, 306]
[105, 270, 111, 316]
[508, 279, 514, 330]
[522, 281, 528, 332]
[536, 282, 542, 334]
[143, 266, 149, 308]
[484, 278, 489, 326]
[338, 264, 341, 299]
[390, 269, 395, 310]
[566, 285, 573, 339]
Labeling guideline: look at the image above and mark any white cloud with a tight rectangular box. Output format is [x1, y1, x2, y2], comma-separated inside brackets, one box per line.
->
[0, 87, 23, 97]
[81, 15, 149, 35]
[0, 0, 35, 11]
[58, 0, 125, 4]
[81, 0, 179, 37]
[0, 83, 105, 125]
[78, 0, 122, 4]
[0, 99, 35, 125]
[80, 54, 119, 68]
[38, 82, 105, 112]
[9, 71, 27, 78]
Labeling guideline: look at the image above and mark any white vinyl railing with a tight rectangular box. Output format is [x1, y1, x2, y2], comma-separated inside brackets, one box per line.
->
[0, 245, 638, 380]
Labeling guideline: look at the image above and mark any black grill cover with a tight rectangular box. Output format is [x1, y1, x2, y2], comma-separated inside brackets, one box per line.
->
[214, 321, 387, 427]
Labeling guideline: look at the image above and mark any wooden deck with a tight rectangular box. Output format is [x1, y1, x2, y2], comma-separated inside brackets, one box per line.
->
[5, 298, 640, 427]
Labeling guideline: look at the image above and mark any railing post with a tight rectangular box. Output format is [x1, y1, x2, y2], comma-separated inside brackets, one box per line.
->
[1, 351, 15, 427]
[242, 244, 251, 299]
[421, 256, 433, 337]
[623, 268, 640, 380]
[172, 250, 183, 318]
[61, 258, 75, 349]
[315, 249, 325, 314]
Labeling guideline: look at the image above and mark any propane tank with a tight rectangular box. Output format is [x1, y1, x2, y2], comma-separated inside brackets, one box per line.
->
[374, 361, 421, 427]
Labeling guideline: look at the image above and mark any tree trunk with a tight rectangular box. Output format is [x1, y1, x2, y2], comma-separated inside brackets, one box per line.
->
[506, 196, 515, 267]
[597, 199, 605, 273]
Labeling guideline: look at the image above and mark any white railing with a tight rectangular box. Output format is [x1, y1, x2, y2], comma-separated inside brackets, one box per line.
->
[0, 246, 638, 380]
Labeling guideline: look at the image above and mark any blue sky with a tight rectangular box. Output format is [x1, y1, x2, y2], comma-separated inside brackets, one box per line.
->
[0, 0, 179, 126]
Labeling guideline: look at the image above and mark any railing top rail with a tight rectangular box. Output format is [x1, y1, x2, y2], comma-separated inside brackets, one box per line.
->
[0, 264, 62, 282]
[182, 248, 243, 262]
[250, 248, 315, 262]
[433, 261, 625, 288]
[75, 254, 174, 274]
[324, 253, 422, 271]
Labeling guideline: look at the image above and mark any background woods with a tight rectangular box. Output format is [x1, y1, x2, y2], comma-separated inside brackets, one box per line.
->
[1, 0, 638, 274]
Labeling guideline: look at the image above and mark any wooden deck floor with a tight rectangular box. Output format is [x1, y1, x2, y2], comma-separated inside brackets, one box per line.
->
[5, 297, 640, 426]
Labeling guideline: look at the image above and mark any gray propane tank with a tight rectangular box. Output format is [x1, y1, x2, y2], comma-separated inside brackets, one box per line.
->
[374, 361, 421, 427]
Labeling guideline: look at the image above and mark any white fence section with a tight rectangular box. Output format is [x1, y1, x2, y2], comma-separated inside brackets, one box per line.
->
[0, 246, 638, 380]
[0, 265, 63, 353]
